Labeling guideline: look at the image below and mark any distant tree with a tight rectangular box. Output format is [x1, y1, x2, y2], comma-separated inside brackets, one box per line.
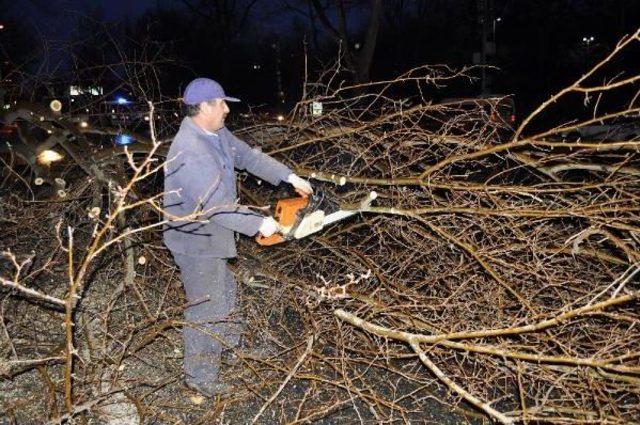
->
[179, 0, 259, 48]
[282, 0, 382, 83]
[0, 0, 38, 65]
[316, 0, 382, 83]
[129, 3, 268, 103]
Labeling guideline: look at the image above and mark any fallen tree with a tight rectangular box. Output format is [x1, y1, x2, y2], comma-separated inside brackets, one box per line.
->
[1, 29, 639, 424]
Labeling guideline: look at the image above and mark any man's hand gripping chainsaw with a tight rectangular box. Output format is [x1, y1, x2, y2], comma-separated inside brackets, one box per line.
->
[256, 191, 377, 246]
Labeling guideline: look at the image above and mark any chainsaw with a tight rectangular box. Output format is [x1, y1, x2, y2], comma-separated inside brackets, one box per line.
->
[256, 190, 377, 246]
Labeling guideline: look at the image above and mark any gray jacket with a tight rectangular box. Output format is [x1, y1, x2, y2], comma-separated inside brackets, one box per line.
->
[163, 117, 291, 257]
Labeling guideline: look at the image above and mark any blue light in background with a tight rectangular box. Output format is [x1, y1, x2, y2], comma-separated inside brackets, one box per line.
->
[116, 97, 130, 105]
[115, 134, 135, 145]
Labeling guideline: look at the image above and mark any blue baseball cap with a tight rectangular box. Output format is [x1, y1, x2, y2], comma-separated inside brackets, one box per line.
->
[182, 78, 240, 105]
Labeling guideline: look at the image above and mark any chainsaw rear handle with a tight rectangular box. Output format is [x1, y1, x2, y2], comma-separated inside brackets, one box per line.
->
[256, 233, 286, 246]
[256, 196, 310, 246]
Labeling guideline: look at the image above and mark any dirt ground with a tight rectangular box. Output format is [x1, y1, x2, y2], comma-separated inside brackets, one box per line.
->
[0, 186, 478, 424]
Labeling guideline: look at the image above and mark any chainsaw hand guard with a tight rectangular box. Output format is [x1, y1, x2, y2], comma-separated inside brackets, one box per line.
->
[256, 196, 311, 246]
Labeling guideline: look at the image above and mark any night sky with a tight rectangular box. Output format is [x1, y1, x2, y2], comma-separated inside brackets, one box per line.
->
[11, 0, 298, 39]
[11, 0, 171, 38]
[3, 0, 639, 116]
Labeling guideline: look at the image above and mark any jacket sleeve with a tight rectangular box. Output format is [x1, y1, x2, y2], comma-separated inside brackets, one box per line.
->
[225, 129, 292, 186]
[176, 153, 264, 236]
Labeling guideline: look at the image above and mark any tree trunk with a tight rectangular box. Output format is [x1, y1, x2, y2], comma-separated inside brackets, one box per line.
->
[354, 0, 382, 83]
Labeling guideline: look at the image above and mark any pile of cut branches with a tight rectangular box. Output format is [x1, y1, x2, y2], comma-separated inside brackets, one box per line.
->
[239, 30, 640, 424]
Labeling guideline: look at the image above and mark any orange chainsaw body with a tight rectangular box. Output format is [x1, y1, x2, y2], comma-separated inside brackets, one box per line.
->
[256, 196, 310, 246]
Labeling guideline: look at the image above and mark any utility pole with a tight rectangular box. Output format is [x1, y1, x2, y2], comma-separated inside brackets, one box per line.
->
[272, 40, 285, 112]
[477, 0, 495, 95]
[0, 23, 4, 107]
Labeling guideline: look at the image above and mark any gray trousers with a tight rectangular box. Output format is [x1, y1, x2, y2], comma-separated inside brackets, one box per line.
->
[172, 253, 241, 386]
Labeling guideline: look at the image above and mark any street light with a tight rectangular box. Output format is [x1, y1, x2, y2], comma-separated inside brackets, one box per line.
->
[492, 17, 502, 41]
[582, 36, 596, 46]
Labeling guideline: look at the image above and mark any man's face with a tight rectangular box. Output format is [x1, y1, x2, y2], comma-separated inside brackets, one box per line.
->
[201, 98, 230, 131]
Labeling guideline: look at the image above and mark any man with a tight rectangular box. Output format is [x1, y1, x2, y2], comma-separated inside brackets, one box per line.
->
[163, 77, 312, 396]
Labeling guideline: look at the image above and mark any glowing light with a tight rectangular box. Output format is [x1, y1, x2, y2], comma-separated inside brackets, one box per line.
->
[115, 134, 135, 146]
[49, 99, 62, 112]
[80, 121, 89, 128]
[116, 97, 130, 105]
[37, 150, 64, 165]
[0, 24, 4, 30]
[276, 115, 285, 122]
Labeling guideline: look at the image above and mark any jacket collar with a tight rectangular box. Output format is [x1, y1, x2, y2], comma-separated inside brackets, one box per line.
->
[181, 116, 220, 138]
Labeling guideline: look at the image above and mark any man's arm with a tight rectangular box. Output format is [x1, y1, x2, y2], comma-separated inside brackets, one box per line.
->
[226, 129, 313, 196]
[174, 153, 264, 236]
[225, 128, 292, 185]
